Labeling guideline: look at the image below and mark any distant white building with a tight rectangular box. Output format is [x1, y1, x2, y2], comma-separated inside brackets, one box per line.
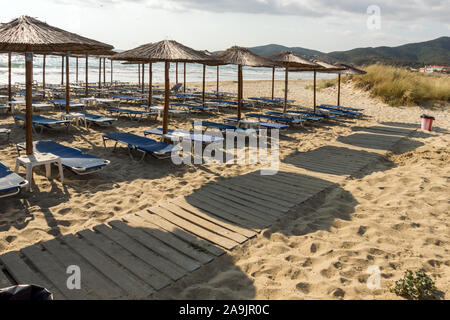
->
[419, 65, 449, 73]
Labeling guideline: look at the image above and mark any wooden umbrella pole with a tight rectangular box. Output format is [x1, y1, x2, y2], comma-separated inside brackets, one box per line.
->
[337, 73, 341, 106]
[61, 56, 64, 85]
[138, 64, 140, 86]
[163, 61, 170, 134]
[313, 70, 317, 113]
[176, 62, 178, 84]
[141, 63, 145, 94]
[237, 64, 242, 120]
[284, 67, 288, 113]
[216, 65, 219, 96]
[76, 57, 78, 83]
[7, 52, 11, 104]
[148, 63, 153, 106]
[42, 54, 46, 100]
[272, 67, 275, 100]
[110, 59, 113, 84]
[98, 58, 101, 88]
[183, 62, 186, 93]
[25, 52, 33, 155]
[103, 57, 106, 86]
[65, 52, 70, 114]
[85, 54, 89, 96]
[202, 64, 206, 105]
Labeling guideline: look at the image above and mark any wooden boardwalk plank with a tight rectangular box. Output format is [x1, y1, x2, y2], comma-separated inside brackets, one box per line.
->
[169, 198, 258, 238]
[21, 245, 91, 300]
[135, 210, 225, 257]
[0, 251, 65, 300]
[125, 215, 214, 265]
[179, 194, 265, 231]
[61, 234, 152, 298]
[186, 192, 272, 227]
[224, 177, 301, 202]
[220, 180, 298, 206]
[148, 206, 238, 250]
[205, 184, 288, 214]
[94, 224, 185, 281]
[41, 238, 123, 299]
[195, 189, 283, 221]
[78, 229, 171, 290]
[160, 203, 248, 244]
[109, 220, 201, 272]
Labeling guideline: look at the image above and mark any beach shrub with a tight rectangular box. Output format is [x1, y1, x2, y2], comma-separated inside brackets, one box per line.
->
[390, 270, 437, 299]
[352, 64, 450, 107]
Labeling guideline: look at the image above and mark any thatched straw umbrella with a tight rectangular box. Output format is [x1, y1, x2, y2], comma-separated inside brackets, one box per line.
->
[214, 46, 274, 120]
[268, 51, 318, 112]
[0, 16, 113, 155]
[113, 40, 216, 134]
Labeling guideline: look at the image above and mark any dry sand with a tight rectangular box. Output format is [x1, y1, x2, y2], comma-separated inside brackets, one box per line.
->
[1, 79, 449, 299]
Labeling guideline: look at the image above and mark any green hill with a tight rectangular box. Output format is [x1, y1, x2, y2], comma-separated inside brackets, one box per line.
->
[245, 37, 450, 67]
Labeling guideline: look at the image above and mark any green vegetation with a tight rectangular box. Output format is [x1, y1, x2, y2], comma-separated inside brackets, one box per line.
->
[352, 64, 450, 107]
[390, 270, 438, 300]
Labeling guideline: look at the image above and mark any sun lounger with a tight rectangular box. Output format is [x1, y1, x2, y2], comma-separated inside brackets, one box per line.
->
[320, 104, 364, 112]
[49, 99, 86, 111]
[245, 113, 304, 125]
[146, 105, 188, 117]
[106, 108, 158, 121]
[102, 132, 180, 161]
[112, 95, 147, 103]
[144, 128, 224, 144]
[317, 105, 363, 116]
[223, 117, 289, 129]
[80, 112, 117, 127]
[0, 128, 11, 141]
[194, 121, 258, 134]
[13, 114, 71, 133]
[171, 103, 216, 113]
[0, 161, 28, 198]
[16, 141, 110, 175]
[267, 111, 322, 121]
[289, 109, 338, 119]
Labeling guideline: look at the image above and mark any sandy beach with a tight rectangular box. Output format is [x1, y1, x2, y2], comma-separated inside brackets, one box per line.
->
[1, 79, 449, 299]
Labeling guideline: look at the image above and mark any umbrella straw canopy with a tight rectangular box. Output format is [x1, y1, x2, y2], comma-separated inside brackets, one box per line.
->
[112, 40, 218, 134]
[213, 46, 274, 119]
[269, 51, 319, 112]
[0, 16, 113, 155]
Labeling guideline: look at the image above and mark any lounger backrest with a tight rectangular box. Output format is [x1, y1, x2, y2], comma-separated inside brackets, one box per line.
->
[171, 83, 182, 93]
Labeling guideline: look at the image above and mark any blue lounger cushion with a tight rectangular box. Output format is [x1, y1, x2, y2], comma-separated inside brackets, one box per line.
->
[245, 113, 304, 124]
[317, 105, 363, 116]
[223, 117, 288, 129]
[103, 132, 179, 160]
[144, 128, 223, 143]
[17, 141, 110, 174]
[81, 112, 117, 124]
[267, 111, 322, 121]
[14, 114, 70, 126]
[0, 161, 28, 197]
[321, 104, 364, 111]
[172, 103, 215, 111]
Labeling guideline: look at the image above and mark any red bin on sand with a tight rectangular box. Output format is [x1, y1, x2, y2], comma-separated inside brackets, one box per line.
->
[420, 114, 435, 131]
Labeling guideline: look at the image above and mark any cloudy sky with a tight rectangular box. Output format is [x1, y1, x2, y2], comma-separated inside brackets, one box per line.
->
[3, 0, 449, 52]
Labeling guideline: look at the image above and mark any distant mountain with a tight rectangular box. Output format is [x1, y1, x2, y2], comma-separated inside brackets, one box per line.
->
[327, 37, 450, 66]
[247, 44, 324, 60]
[245, 37, 450, 67]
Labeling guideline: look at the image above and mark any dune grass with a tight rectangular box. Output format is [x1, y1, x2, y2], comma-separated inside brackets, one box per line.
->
[353, 64, 450, 107]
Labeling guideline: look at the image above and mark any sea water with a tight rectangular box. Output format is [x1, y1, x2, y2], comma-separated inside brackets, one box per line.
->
[0, 53, 336, 85]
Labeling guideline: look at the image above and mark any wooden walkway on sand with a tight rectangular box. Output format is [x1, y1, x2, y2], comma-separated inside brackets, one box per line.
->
[0, 123, 418, 299]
